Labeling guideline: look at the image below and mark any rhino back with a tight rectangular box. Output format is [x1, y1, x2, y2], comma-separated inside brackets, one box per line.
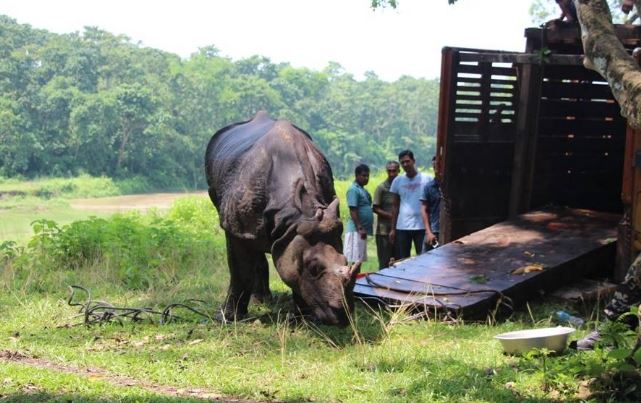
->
[205, 112, 276, 198]
[205, 113, 336, 243]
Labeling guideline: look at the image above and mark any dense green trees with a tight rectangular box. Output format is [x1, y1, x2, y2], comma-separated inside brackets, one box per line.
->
[0, 16, 438, 187]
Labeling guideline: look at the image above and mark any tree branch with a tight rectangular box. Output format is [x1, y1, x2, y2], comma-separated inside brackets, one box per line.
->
[576, 0, 641, 128]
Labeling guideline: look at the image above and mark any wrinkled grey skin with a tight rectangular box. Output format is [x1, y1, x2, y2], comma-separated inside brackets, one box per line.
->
[205, 111, 360, 326]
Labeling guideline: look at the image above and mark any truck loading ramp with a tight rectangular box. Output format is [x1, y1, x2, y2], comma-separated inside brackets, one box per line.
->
[354, 207, 619, 320]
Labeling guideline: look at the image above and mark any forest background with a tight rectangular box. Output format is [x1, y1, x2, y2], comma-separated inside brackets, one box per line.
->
[0, 15, 438, 189]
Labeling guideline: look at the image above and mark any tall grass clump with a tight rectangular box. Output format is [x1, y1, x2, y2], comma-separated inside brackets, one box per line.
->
[113, 175, 154, 195]
[1, 197, 226, 293]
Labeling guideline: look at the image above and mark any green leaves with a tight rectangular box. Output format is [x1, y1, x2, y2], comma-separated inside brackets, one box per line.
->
[0, 16, 439, 185]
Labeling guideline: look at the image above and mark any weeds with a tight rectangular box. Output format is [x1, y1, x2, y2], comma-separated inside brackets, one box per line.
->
[4, 186, 641, 401]
[0, 198, 225, 293]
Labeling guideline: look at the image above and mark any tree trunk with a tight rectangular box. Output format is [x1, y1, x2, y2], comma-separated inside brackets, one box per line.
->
[575, 0, 641, 129]
[116, 125, 131, 172]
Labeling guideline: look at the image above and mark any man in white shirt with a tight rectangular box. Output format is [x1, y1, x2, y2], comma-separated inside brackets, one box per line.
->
[389, 149, 432, 259]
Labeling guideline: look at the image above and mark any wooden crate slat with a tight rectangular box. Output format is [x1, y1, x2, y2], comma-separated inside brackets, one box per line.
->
[542, 80, 614, 100]
[539, 99, 622, 117]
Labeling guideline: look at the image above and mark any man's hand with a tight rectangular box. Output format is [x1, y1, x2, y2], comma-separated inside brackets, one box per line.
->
[389, 229, 396, 245]
[358, 227, 367, 240]
[425, 230, 436, 246]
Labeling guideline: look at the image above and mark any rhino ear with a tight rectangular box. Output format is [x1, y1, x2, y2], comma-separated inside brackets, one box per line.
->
[319, 198, 342, 237]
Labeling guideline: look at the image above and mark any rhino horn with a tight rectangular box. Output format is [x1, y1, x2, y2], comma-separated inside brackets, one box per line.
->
[348, 261, 361, 278]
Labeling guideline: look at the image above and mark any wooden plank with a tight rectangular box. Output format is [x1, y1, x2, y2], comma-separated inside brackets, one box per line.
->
[509, 46, 542, 217]
[525, 25, 641, 48]
[355, 208, 619, 319]
[534, 158, 623, 171]
[537, 132, 622, 142]
[539, 99, 621, 117]
[538, 117, 626, 135]
[437, 47, 459, 246]
[456, 93, 517, 102]
[536, 137, 623, 153]
[451, 128, 516, 144]
[451, 122, 516, 141]
[541, 81, 614, 100]
[457, 76, 519, 86]
[543, 65, 606, 81]
[459, 52, 583, 66]
[457, 64, 517, 76]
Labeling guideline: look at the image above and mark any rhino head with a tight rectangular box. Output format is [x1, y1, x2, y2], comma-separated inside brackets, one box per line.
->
[272, 198, 360, 326]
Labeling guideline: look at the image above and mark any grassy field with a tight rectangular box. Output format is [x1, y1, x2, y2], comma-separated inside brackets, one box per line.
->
[0, 174, 204, 246]
[0, 198, 106, 244]
[1, 176, 640, 402]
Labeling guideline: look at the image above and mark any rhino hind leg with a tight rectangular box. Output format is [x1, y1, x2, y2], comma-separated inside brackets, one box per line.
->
[250, 255, 272, 304]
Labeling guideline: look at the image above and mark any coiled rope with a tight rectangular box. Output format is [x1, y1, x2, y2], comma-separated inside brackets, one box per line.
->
[66, 285, 215, 326]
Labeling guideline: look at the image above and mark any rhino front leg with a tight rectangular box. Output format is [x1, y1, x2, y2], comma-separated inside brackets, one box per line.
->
[251, 255, 272, 304]
[220, 233, 255, 321]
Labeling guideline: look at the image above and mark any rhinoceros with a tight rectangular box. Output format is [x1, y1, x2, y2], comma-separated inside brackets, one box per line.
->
[205, 111, 360, 326]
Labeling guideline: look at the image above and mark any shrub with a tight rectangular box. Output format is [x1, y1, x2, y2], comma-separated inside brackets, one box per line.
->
[5, 197, 226, 290]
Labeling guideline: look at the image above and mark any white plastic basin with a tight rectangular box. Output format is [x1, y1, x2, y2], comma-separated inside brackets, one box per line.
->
[495, 327, 576, 354]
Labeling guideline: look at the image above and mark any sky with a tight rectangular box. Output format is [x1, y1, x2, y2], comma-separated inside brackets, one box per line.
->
[0, 0, 535, 81]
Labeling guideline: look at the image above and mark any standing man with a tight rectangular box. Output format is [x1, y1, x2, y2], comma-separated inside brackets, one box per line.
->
[344, 164, 373, 264]
[373, 160, 400, 269]
[389, 150, 431, 259]
[421, 156, 441, 253]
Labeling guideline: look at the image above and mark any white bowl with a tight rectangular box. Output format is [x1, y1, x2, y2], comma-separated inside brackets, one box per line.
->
[495, 327, 576, 354]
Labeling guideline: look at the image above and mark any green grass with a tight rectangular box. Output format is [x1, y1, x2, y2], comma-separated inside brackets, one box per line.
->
[0, 175, 138, 199]
[0, 174, 155, 243]
[0, 198, 108, 244]
[1, 175, 640, 402]
[0, 361, 185, 402]
[0, 286, 625, 402]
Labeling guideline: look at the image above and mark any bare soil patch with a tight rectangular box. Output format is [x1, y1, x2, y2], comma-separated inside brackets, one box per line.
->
[0, 349, 258, 402]
[70, 192, 208, 213]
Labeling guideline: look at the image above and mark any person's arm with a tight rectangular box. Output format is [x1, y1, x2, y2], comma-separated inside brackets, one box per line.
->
[373, 205, 392, 220]
[389, 193, 399, 245]
[349, 207, 367, 240]
[421, 201, 436, 246]
[372, 186, 391, 219]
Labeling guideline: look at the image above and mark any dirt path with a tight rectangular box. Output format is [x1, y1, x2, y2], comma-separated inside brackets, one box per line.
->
[0, 349, 260, 402]
[69, 192, 208, 212]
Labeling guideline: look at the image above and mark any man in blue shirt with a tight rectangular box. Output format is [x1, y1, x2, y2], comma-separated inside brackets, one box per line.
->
[421, 156, 441, 252]
[345, 164, 373, 264]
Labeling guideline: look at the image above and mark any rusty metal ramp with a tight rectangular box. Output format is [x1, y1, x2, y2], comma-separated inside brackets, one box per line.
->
[354, 207, 619, 319]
